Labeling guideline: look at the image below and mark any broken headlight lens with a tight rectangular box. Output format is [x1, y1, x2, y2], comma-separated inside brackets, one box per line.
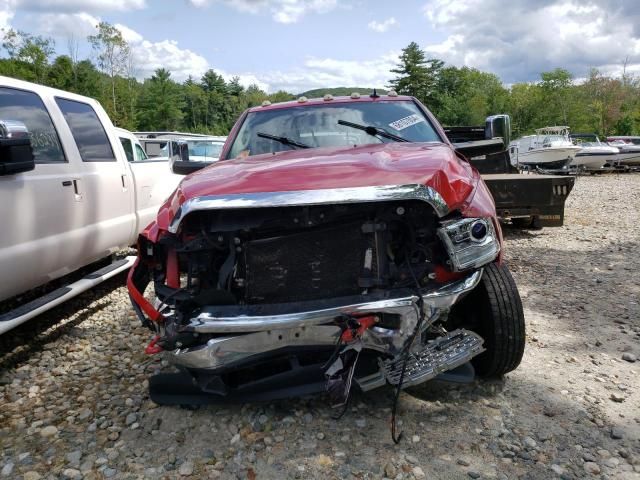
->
[437, 218, 500, 271]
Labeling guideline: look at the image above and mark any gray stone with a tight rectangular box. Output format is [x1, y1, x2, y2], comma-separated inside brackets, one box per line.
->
[39, 425, 58, 437]
[413, 466, 426, 479]
[604, 458, 619, 468]
[103, 467, 117, 478]
[468, 472, 481, 479]
[1, 463, 14, 477]
[61, 469, 82, 480]
[610, 393, 625, 403]
[523, 436, 537, 449]
[125, 412, 137, 426]
[584, 462, 601, 475]
[621, 353, 636, 363]
[66, 450, 82, 466]
[179, 461, 194, 476]
[611, 427, 624, 439]
[406, 454, 419, 465]
[384, 462, 397, 478]
[551, 464, 564, 475]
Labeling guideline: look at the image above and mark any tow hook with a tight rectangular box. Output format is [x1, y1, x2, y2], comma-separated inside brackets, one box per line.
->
[145, 335, 164, 355]
[339, 315, 378, 342]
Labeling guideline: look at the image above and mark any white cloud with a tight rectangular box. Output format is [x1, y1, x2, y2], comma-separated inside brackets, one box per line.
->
[15, 0, 145, 13]
[114, 23, 143, 43]
[189, 0, 338, 23]
[0, 0, 16, 30]
[252, 51, 400, 93]
[367, 17, 397, 33]
[421, 0, 640, 82]
[36, 12, 100, 39]
[20, 11, 211, 83]
[133, 39, 210, 82]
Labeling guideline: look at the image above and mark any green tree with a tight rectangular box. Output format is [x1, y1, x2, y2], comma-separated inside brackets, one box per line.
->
[539, 68, 573, 125]
[47, 55, 75, 90]
[388, 42, 443, 108]
[89, 22, 131, 119]
[137, 68, 184, 131]
[1, 29, 55, 83]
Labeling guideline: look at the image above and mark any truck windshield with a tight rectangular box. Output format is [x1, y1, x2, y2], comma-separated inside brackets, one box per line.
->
[226, 100, 441, 159]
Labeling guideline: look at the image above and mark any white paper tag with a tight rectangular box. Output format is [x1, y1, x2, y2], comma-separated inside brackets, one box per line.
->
[389, 114, 424, 131]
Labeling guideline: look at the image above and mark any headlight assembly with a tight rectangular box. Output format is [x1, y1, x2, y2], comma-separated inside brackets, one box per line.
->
[437, 218, 500, 271]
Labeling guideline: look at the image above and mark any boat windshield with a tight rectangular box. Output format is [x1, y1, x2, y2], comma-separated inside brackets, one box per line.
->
[226, 100, 441, 159]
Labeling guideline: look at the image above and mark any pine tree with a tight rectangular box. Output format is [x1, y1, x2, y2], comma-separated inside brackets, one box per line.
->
[388, 42, 443, 109]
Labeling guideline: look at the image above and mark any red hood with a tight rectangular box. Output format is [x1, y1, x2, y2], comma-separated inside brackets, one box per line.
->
[150, 142, 494, 235]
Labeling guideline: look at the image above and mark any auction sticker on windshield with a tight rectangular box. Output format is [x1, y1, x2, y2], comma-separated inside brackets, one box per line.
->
[389, 114, 424, 131]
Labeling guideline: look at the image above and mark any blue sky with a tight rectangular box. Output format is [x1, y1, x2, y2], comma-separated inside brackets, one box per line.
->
[1, 0, 639, 92]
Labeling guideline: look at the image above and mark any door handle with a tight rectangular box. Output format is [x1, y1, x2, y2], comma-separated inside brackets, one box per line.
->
[62, 180, 72, 187]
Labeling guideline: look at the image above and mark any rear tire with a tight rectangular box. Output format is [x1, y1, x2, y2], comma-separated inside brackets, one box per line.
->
[449, 263, 525, 377]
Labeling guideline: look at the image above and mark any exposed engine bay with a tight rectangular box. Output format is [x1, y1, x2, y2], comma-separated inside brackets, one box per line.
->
[155, 200, 448, 326]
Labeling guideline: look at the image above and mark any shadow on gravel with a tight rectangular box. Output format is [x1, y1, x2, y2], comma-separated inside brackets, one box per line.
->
[0, 272, 126, 371]
[500, 225, 544, 240]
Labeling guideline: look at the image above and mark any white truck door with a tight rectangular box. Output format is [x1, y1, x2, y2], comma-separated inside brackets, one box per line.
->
[54, 98, 136, 261]
[0, 86, 86, 301]
[120, 135, 182, 232]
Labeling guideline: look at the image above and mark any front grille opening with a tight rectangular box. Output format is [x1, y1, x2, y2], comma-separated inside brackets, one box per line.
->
[169, 201, 443, 311]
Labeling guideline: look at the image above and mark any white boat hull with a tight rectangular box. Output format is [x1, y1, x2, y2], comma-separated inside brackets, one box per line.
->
[616, 151, 640, 166]
[517, 147, 581, 169]
[572, 146, 618, 169]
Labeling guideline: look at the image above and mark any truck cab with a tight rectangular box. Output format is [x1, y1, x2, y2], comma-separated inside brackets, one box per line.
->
[0, 76, 182, 333]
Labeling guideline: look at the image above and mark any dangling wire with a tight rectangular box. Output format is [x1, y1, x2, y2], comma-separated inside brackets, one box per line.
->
[390, 255, 427, 444]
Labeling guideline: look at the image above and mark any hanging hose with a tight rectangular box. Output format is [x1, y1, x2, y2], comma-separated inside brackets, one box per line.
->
[390, 255, 427, 444]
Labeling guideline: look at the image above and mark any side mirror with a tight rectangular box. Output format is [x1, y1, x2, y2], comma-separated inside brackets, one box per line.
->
[485, 114, 511, 148]
[171, 141, 213, 175]
[0, 120, 35, 176]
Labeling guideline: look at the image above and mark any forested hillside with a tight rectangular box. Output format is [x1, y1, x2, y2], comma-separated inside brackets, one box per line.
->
[1, 27, 638, 137]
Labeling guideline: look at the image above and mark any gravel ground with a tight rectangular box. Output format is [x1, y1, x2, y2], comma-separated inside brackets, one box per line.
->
[1, 174, 639, 480]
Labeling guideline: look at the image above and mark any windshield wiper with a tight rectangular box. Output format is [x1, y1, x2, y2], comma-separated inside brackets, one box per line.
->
[337, 120, 409, 143]
[257, 132, 310, 149]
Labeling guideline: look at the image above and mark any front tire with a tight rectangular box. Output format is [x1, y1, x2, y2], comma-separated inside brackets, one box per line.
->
[450, 263, 525, 377]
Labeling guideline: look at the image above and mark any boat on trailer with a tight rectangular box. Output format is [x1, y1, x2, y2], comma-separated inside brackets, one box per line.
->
[569, 133, 618, 169]
[606, 136, 640, 166]
[510, 126, 581, 170]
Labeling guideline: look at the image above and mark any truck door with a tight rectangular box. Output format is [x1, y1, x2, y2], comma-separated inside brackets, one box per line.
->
[119, 135, 181, 231]
[54, 98, 135, 262]
[0, 86, 85, 301]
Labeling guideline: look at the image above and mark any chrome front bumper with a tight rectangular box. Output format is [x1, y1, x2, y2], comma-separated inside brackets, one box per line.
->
[169, 270, 483, 374]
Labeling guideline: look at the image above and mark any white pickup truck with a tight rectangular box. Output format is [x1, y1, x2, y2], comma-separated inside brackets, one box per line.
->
[0, 76, 182, 334]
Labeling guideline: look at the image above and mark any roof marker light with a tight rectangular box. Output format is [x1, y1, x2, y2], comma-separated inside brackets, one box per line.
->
[261, 100, 271, 107]
[323, 94, 334, 101]
[388, 90, 398, 97]
[351, 92, 361, 99]
[297, 96, 308, 103]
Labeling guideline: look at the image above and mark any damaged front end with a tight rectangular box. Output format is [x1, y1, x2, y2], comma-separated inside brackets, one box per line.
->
[128, 184, 501, 403]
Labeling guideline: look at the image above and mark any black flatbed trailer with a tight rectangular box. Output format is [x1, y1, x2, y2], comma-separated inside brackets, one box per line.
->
[481, 173, 573, 227]
[446, 117, 575, 228]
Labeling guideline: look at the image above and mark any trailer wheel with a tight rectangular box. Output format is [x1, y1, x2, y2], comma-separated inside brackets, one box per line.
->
[450, 263, 525, 378]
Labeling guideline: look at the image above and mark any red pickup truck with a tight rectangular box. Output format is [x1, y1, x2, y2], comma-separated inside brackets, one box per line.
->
[128, 93, 525, 407]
